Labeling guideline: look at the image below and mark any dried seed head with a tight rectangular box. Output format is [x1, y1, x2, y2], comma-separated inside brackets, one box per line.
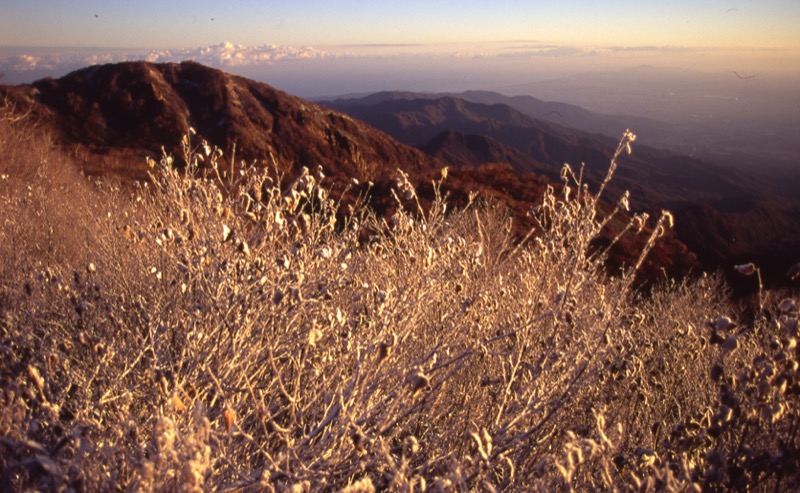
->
[351, 431, 366, 454]
[222, 224, 233, 242]
[710, 364, 724, 382]
[407, 367, 431, 393]
[787, 262, 800, 281]
[715, 316, 736, 332]
[172, 394, 187, 413]
[560, 164, 572, 181]
[633, 213, 649, 234]
[723, 335, 739, 353]
[308, 327, 323, 347]
[223, 408, 236, 433]
[662, 210, 674, 228]
[778, 299, 796, 313]
[404, 435, 420, 456]
[27, 365, 44, 393]
[735, 263, 757, 276]
[316, 246, 333, 259]
[274, 211, 285, 229]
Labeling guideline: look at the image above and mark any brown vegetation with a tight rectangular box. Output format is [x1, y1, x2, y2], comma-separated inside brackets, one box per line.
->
[1, 110, 798, 491]
[0, 61, 701, 282]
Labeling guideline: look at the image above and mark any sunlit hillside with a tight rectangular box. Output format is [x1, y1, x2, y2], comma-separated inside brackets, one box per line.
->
[1, 100, 799, 491]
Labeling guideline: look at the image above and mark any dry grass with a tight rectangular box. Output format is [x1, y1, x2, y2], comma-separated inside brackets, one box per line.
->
[0, 117, 798, 492]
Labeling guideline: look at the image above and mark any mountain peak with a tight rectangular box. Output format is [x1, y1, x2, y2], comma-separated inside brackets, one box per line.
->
[3, 61, 437, 182]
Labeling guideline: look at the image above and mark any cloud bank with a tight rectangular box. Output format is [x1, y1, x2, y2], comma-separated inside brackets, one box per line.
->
[0, 40, 686, 81]
[145, 42, 329, 66]
[0, 42, 332, 83]
[3, 41, 795, 97]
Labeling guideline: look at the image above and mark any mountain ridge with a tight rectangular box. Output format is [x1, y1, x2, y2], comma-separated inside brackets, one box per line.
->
[321, 92, 759, 211]
[322, 89, 670, 146]
[321, 91, 800, 281]
[1, 60, 437, 184]
[4, 60, 796, 283]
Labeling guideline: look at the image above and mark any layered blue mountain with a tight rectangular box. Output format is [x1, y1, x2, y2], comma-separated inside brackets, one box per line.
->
[322, 91, 800, 280]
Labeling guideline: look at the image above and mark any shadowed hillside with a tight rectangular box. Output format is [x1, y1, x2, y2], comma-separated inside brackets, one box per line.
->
[1, 61, 436, 183]
[323, 94, 757, 210]
[324, 92, 800, 284]
[420, 130, 547, 173]
[1, 61, 700, 280]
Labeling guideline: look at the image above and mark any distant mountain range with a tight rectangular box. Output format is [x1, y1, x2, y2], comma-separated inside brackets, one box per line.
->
[321, 91, 800, 281]
[322, 92, 764, 210]
[2, 61, 797, 284]
[320, 89, 673, 152]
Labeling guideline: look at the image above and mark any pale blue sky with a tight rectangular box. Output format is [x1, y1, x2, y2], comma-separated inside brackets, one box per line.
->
[1, 0, 799, 50]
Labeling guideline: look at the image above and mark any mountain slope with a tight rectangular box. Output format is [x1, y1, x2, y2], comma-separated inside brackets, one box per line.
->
[1, 61, 436, 183]
[0, 61, 705, 281]
[323, 92, 800, 282]
[323, 94, 758, 211]
[420, 130, 550, 174]
[329, 89, 670, 147]
[452, 90, 679, 154]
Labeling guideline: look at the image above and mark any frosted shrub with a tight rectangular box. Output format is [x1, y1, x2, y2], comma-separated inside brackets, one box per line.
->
[1, 126, 794, 491]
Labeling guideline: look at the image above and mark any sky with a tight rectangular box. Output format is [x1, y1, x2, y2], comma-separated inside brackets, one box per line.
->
[1, 0, 799, 96]
[2, 0, 800, 50]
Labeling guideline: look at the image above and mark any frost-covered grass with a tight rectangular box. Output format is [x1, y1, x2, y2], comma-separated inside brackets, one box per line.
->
[1, 114, 798, 491]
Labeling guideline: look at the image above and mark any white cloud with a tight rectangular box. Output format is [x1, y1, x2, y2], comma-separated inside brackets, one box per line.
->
[144, 42, 331, 67]
[0, 42, 333, 83]
[1, 53, 64, 72]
